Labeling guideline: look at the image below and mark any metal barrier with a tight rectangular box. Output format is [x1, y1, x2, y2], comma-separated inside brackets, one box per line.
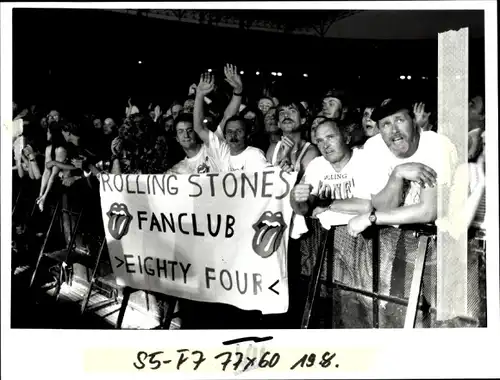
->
[298, 218, 485, 329]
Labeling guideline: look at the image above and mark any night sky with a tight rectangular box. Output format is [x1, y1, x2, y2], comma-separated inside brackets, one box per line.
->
[12, 8, 485, 117]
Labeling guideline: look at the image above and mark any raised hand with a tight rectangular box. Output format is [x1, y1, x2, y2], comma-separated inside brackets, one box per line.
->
[413, 102, 431, 129]
[224, 64, 243, 93]
[197, 72, 215, 96]
[154, 105, 161, 121]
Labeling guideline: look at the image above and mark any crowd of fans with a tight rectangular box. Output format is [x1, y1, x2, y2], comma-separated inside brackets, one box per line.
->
[11, 62, 486, 328]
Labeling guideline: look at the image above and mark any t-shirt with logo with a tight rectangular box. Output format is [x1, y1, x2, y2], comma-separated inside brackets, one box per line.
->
[303, 147, 372, 228]
[225, 146, 271, 172]
[363, 131, 458, 206]
[168, 130, 229, 174]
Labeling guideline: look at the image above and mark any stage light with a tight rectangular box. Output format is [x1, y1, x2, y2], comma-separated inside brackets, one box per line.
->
[138, 61, 142, 64]
[240, 70, 244, 75]
[256, 71, 260, 75]
[422, 76, 426, 80]
[303, 73, 308, 77]
[271, 72, 277, 76]
[207, 68, 212, 72]
[400, 75, 405, 80]
[407, 75, 412, 80]
[277, 72, 282, 77]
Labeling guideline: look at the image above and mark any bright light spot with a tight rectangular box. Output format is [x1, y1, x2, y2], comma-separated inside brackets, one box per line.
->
[277, 72, 282, 77]
[203, 119, 208, 123]
[303, 73, 308, 77]
[240, 70, 244, 75]
[256, 71, 260, 75]
[138, 61, 142, 64]
[400, 75, 405, 80]
[407, 75, 412, 80]
[207, 68, 212, 72]
[455, 75, 461, 80]
[422, 76, 426, 80]
[271, 72, 277, 76]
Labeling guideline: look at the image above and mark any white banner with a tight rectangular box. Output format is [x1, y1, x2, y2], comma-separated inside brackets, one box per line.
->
[98, 168, 298, 315]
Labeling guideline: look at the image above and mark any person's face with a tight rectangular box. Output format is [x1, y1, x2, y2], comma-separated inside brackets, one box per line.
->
[164, 118, 174, 133]
[278, 104, 304, 133]
[103, 118, 115, 135]
[310, 116, 327, 145]
[362, 107, 379, 137]
[93, 118, 103, 129]
[243, 111, 256, 121]
[258, 98, 274, 115]
[155, 136, 168, 153]
[48, 110, 60, 124]
[378, 110, 418, 158]
[225, 121, 247, 154]
[149, 110, 156, 120]
[469, 95, 485, 129]
[175, 121, 197, 149]
[315, 122, 348, 164]
[183, 99, 195, 113]
[264, 108, 279, 134]
[322, 97, 342, 119]
[40, 117, 48, 129]
[171, 104, 182, 119]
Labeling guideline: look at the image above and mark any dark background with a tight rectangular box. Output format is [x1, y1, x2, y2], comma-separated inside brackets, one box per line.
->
[12, 8, 485, 117]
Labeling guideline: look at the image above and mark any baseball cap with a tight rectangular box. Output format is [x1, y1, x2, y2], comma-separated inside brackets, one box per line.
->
[370, 97, 412, 122]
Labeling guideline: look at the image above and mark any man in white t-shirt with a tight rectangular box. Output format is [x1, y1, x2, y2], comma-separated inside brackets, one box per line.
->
[192, 72, 270, 172]
[290, 119, 372, 228]
[347, 98, 458, 236]
[167, 113, 227, 174]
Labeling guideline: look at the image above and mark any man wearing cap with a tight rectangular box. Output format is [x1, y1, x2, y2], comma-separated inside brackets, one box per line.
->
[347, 97, 458, 236]
[321, 89, 345, 120]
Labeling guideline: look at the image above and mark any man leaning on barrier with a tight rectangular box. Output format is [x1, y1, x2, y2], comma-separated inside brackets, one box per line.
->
[346, 97, 458, 327]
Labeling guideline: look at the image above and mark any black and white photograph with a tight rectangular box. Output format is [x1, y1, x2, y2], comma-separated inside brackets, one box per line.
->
[1, 1, 498, 378]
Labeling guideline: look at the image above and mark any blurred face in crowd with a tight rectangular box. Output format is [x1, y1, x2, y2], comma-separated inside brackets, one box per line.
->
[310, 116, 327, 145]
[103, 118, 115, 135]
[264, 108, 279, 134]
[176, 121, 197, 150]
[155, 135, 168, 154]
[225, 120, 247, 155]
[243, 111, 256, 122]
[93, 118, 102, 129]
[171, 104, 182, 120]
[278, 103, 305, 134]
[258, 98, 274, 115]
[378, 109, 419, 158]
[164, 117, 174, 133]
[183, 99, 195, 114]
[469, 95, 485, 130]
[362, 107, 379, 137]
[40, 117, 48, 129]
[149, 110, 156, 120]
[322, 97, 342, 119]
[315, 121, 350, 164]
[47, 110, 60, 125]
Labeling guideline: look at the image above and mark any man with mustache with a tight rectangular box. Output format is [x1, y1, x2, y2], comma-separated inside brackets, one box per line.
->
[346, 98, 458, 236]
[267, 100, 320, 180]
[193, 72, 269, 172]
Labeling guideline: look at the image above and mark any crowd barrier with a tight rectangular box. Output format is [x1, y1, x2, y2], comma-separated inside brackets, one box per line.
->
[11, 175, 487, 329]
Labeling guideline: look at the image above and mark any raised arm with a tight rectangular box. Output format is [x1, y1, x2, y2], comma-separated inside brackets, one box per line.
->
[219, 64, 243, 130]
[193, 72, 215, 144]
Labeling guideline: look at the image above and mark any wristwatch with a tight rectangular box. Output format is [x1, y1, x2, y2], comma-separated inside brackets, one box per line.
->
[368, 209, 377, 225]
